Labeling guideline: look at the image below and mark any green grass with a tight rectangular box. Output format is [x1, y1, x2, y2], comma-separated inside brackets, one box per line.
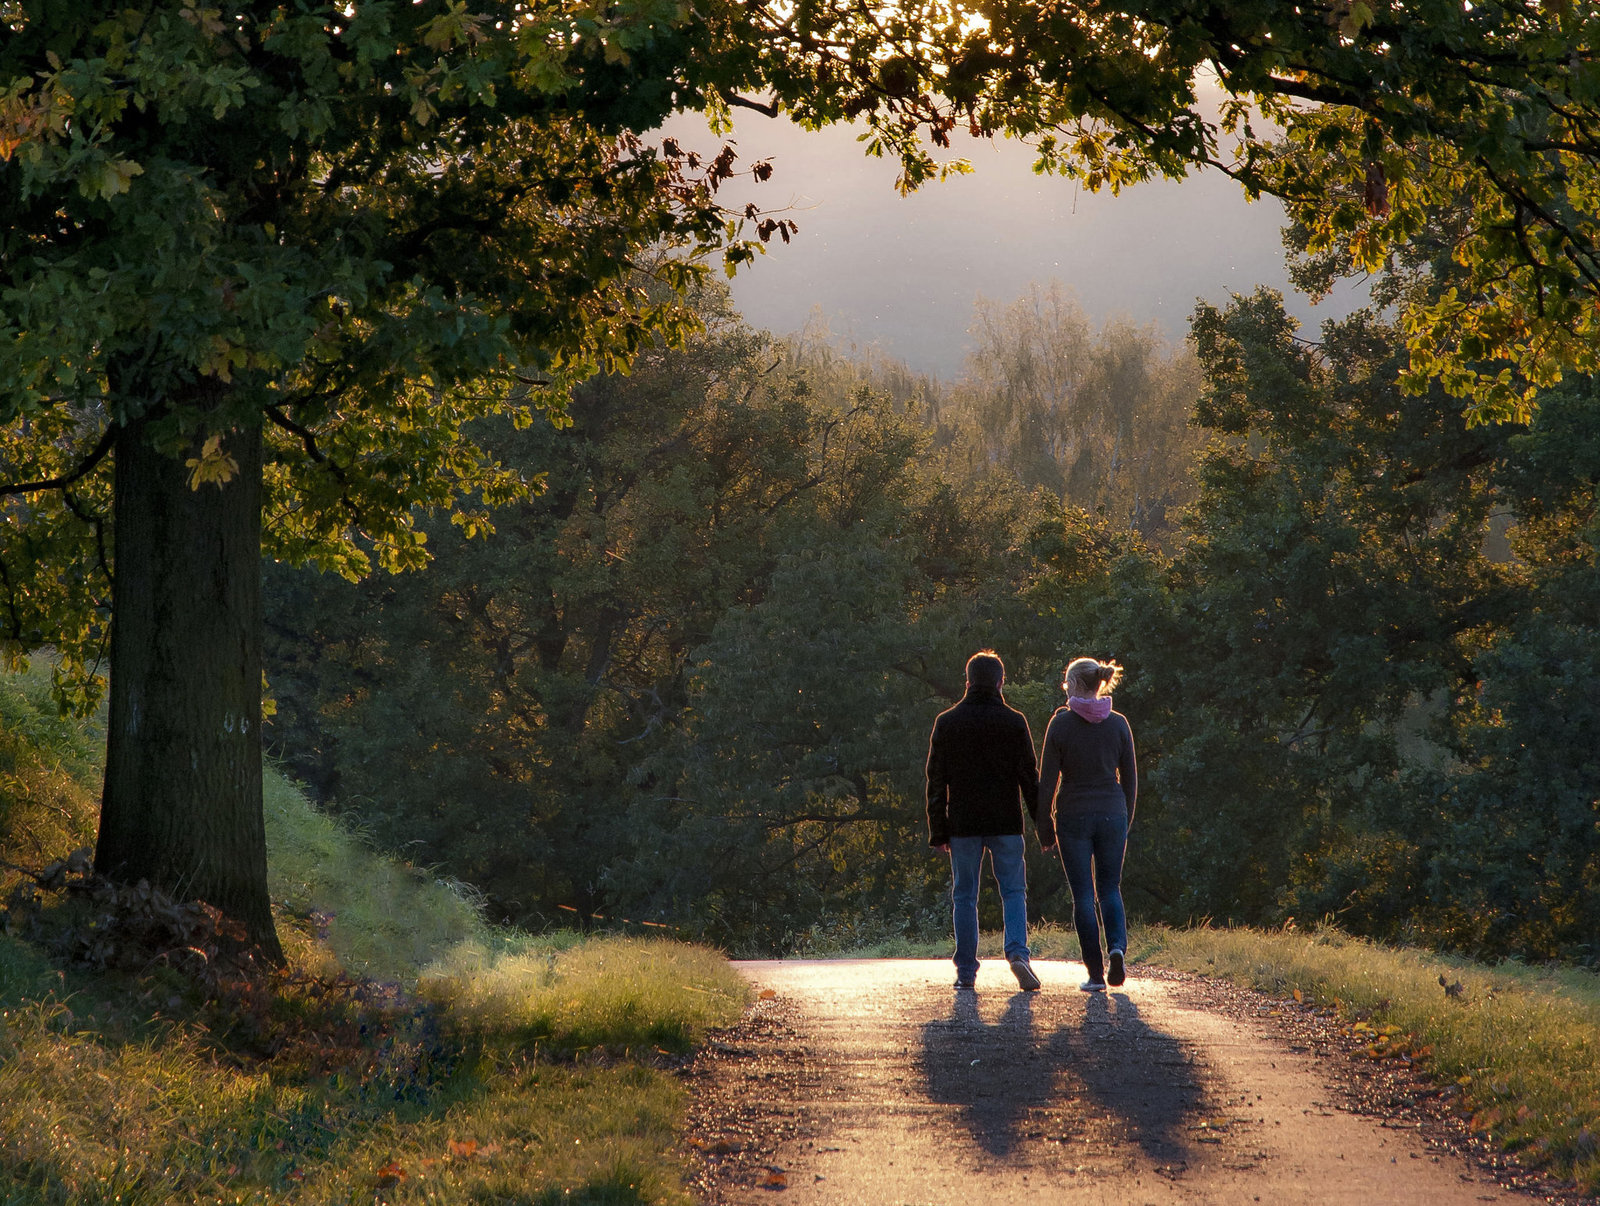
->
[0, 665, 747, 1205]
[263, 770, 490, 984]
[0, 666, 98, 876]
[419, 936, 749, 1055]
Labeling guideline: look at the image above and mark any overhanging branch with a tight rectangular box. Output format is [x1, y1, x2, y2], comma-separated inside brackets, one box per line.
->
[724, 91, 779, 117]
[0, 425, 117, 497]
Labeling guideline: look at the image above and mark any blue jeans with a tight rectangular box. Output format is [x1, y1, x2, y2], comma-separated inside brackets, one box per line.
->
[949, 834, 1029, 982]
[1057, 810, 1128, 980]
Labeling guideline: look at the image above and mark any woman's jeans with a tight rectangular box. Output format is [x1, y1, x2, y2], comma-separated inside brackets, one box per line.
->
[1057, 810, 1128, 980]
[949, 834, 1029, 983]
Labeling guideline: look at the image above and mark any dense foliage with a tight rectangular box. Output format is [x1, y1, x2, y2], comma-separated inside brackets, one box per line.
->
[263, 287, 1178, 949]
[265, 274, 1600, 964]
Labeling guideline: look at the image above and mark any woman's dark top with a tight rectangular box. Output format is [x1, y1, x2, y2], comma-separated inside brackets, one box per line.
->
[1037, 707, 1137, 842]
[925, 685, 1041, 846]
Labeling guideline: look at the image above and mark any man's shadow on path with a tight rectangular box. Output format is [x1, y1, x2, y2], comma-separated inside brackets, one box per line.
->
[917, 987, 1205, 1164]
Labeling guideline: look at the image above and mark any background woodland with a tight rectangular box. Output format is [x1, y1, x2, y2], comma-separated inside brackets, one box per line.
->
[260, 250, 1600, 964]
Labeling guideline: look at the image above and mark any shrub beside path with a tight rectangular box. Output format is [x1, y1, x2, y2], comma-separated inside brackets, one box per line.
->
[685, 958, 1573, 1205]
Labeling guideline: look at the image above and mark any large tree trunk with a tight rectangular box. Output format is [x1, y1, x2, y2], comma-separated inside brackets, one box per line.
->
[95, 410, 283, 962]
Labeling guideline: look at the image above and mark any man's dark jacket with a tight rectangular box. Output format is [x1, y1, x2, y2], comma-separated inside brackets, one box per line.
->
[925, 685, 1042, 846]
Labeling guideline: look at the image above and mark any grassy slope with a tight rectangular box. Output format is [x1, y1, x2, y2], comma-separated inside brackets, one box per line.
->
[0, 668, 746, 1205]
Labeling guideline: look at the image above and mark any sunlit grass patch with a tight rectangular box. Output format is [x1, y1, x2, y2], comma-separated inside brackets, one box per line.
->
[0, 961, 700, 1205]
[1138, 923, 1600, 1193]
[418, 935, 748, 1055]
[263, 770, 486, 983]
[0, 668, 97, 886]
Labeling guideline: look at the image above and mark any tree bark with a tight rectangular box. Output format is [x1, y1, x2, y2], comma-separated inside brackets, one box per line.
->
[95, 410, 283, 962]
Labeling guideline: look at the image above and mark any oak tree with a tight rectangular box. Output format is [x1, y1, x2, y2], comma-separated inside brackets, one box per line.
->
[0, 0, 769, 955]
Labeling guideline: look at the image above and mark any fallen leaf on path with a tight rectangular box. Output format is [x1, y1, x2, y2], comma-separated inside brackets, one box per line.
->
[758, 989, 777, 1000]
[759, 1167, 788, 1188]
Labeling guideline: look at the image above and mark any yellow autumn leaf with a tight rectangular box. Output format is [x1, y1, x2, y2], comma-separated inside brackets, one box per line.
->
[185, 433, 240, 490]
[81, 157, 144, 201]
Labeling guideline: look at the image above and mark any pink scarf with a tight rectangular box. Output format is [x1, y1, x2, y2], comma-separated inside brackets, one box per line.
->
[1068, 695, 1113, 723]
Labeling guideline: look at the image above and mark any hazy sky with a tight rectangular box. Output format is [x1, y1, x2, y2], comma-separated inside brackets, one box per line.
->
[661, 109, 1369, 381]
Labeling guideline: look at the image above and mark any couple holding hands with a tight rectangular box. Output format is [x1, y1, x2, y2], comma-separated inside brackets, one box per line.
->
[926, 650, 1136, 993]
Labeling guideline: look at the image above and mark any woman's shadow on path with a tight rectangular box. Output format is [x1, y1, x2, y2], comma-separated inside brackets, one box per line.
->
[917, 987, 1205, 1165]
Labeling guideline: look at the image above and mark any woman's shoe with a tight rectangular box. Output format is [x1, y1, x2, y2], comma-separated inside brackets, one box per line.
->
[1079, 978, 1106, 992]
[1107, 949, 1126, 987]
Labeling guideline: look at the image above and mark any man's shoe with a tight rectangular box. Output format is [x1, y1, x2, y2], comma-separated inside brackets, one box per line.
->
[1079, 978, 1107, 993]
[1107, 949, 1126, 988]
[1009, 959, 1042, 992]
[954, 978, 976, 990]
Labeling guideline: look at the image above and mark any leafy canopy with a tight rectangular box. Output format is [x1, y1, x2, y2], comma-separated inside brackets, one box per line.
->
[0, 0, 778, 701]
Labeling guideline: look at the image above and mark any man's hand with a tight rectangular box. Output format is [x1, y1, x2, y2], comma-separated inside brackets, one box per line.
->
[935, 842, 951, 854]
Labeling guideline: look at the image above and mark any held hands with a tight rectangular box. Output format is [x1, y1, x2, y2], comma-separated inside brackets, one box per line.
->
[936, 842, 951, 854]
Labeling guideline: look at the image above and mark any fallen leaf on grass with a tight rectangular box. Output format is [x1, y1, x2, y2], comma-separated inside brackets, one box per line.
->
[448, 1139, 479, 1158]
[375, 1161, 407, 1188]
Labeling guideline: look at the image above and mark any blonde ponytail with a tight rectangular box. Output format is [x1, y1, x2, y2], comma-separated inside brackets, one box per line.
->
[1064, 657, 1123, 698]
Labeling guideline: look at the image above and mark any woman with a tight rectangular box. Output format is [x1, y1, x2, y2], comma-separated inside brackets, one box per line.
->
[1037, 657, 1137, 992]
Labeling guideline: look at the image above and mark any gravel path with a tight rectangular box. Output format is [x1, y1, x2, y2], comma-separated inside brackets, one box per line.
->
[682, 958, 1592, 1206]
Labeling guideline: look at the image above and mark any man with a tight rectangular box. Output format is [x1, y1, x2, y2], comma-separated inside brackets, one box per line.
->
[926, 650, 1049, 991]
